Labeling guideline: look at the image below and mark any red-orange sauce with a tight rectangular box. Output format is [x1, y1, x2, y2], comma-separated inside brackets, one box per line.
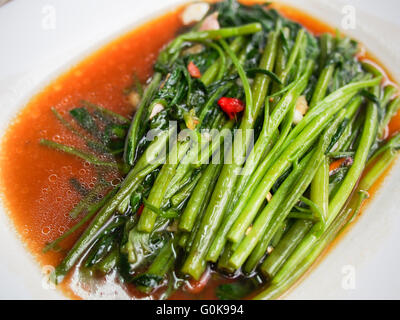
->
[0, 1, 399, 300]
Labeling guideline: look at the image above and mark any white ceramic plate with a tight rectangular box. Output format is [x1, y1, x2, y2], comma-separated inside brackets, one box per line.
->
[0, 0, 399, 299]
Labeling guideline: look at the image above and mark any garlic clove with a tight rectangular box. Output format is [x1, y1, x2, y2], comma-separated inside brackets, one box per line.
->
[293, 95, 309, 125]
[293, 109, 304, 125]
[245, 225, 253, 236]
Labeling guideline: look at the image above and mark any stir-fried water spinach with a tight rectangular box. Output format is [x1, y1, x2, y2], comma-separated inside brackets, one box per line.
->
[41, 0, 400, 299]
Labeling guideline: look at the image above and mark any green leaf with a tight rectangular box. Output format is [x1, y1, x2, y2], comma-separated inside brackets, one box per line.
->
[105, 123, 128, 140]
[360, 89, 381, 108]
[69, 107, 102, 141]
[69, 177, 89, 196]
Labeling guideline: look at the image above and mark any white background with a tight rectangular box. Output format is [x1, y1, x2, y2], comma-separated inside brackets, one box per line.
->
[0, 0, 399, 299]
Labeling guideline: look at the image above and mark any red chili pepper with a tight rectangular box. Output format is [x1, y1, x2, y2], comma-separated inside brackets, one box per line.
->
[137, 204, 144, 216]
[188, 61, 201, 78]
[217, 97, 245, 120]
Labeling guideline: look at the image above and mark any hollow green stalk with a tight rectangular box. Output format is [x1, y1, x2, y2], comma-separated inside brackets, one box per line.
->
[230, 110, 343, 269]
